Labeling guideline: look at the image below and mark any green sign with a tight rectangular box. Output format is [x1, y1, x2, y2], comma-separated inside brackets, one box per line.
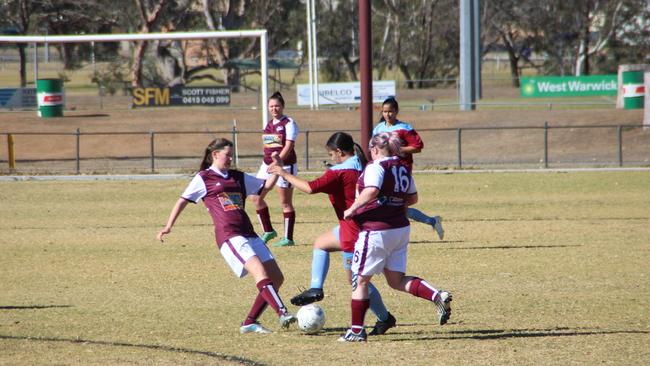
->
[520, 75, 618, 97]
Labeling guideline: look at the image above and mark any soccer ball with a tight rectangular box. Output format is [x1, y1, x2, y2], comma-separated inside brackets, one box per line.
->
[296, 304, 326, 334]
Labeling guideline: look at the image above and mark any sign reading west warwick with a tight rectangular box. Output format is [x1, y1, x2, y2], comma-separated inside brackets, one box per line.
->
[520, 75, 617, 97]
[132, 86, 231, 107]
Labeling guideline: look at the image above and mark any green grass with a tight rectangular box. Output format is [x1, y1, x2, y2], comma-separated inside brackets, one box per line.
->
[1, 171, 650, 365]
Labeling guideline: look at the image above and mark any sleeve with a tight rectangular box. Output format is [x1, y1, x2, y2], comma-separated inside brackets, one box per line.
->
[243, 173, 266, 196]
[285, 119, 299, 141]
[372, 123, 381, 135]
[308, 170, 339, 194]
[181, 174, 207, 203]
[401, 129, 424, 149]
[362, 162, 384, 189]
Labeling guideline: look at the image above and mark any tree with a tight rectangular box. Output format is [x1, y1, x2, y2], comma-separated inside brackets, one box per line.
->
[0, 0, 34, 87]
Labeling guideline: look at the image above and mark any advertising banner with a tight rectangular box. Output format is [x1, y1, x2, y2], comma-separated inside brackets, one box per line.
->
[297, 80, 396, 105]
[0, 88, 37, 109]
[132, 86, 231, 107]
[520, 75, 617, 97]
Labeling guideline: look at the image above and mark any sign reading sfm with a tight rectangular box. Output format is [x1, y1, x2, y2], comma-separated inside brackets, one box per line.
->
[132, 86, 231, 107]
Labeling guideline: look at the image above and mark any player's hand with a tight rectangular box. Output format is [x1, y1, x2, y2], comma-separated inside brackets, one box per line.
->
[267, 164, 283, 175]
[157, 227, 171, 242]
[271, 152, 283, 166]
[343, 207, 355, 220]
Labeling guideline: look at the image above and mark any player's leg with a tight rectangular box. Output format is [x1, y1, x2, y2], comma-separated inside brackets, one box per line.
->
[407, 207, 444, 240]
[273, 164, 297, 247]
[253, 163, 276, 243]
[338, 272, 372, 342]
[290, 229, 339, 306]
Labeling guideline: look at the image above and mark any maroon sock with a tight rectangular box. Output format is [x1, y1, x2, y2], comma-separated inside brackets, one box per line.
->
[256, 207, 274, 233]
[283, 211, 295, 240]
[256, 278, 287, 316]
[243, 292, 268, 326]
[350, 298, 370, 331]
[408, 277, 438, 302]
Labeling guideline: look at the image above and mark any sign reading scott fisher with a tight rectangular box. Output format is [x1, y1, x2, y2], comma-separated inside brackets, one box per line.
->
[0, 88, 37, 109]
[520, 75, 617, 97]
[132, 86, 231, 107]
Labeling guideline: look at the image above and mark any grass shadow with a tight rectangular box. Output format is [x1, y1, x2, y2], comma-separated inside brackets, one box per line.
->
[0, 334, 264, 366]
[0, 305, 72, 310]
[445, 244, 582, 250]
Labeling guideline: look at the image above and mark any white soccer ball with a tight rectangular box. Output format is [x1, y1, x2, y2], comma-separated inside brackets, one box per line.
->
[296, 304, 326, 334]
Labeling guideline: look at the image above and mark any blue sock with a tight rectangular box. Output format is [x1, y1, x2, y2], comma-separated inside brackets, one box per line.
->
[407, 207, 432, 224]
[309, 249, 330, 289]
[368, 282, 389, 321]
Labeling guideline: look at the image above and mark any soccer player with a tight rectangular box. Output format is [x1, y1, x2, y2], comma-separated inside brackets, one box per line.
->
[268, 132, 397, 336]
[250, 91, 299, 247]
[338, 132, 453, 342]
[373, 97, 445, 240]
[157, 138, 296, 334]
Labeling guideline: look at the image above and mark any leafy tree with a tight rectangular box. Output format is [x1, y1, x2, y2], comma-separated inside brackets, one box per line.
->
[0, 0, 34, 86]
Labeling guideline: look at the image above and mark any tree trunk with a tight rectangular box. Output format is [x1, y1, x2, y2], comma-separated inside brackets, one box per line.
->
[18, 45, 27, 87]
[502, 34, 520, 87]
[400, 64, 414, 89]
[131, 41, 147, 87]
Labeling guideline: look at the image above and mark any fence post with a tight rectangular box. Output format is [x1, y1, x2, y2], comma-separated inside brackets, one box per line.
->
[548, 103, 552, 111]
[457, 128, 462, 169]
[150, 130, 155, 173]
[305, 130, 310, 171]
[232, 120, 239, 168]
[543, 122, 549, 168]
[7, 134, 16, 171]
[617, 125, 623, 167]
[75, 128, 80, 174]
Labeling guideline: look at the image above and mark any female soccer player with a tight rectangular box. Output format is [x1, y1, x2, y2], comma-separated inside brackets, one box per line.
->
[338, 132, 453, 342]
[157, 138, 296, 334]
[373, 97, 445, 240]
[268, 132, 397, 336]
[251, 91, 299, 247]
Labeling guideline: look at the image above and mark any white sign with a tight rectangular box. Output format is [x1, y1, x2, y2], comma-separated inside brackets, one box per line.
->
[297, 80, 396, 105]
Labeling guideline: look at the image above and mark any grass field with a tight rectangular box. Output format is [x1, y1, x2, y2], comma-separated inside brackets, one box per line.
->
[1, 171, 649, 365]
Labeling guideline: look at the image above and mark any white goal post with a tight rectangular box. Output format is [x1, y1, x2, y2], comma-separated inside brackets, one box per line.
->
[0, 30, 270, 126]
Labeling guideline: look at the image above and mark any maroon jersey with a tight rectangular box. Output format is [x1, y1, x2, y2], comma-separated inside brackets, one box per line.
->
[262, 116, 298, 165]
[353, 156, 416, 231]
[182, 168, 263, 247]
[308, 155, 363, 252]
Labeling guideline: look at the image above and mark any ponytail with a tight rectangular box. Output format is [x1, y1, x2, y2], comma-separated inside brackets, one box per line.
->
[353, 143, 368, 168]
[269, 91, 285, 107]
[199, 138, 233, 171]
[369, 132, 402, 157]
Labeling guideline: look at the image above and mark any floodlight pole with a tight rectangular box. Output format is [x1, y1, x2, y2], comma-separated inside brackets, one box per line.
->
[306, 1, 314, 109]
[459, 0, 481, 111]
[359, 0, 372, 158]
[310, 0, 319, 109]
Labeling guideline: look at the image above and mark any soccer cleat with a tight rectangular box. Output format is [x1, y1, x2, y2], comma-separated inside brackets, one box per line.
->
[338, 328, 368, 342]
[434, 291, 452, 325]
[431, 216, 444, 240]
[260, 230, 277, 244]
[290, 288, 324, 306]
[279, 312, 297, 329]
[273, 238, 295, 247]
[239, 322, 272, 334]
[368, 312, 397, 336]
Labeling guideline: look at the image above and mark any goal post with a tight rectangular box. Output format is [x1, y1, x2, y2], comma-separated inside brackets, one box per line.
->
[0, 30, 270, 127]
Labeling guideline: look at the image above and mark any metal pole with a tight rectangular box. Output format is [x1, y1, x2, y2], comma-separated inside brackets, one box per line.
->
[150, 131, 155, 173]
[457, 128, 463, 168]
[305, 130, 310, 171]
[7, 134, 16, 170]
[306, 0, 314, 110]
[75, 128, 80, 174]
[233, 119, 239, 168]
[311, 0, 319, 109]
[543, 122, 549, 168]
[359, 0, 373, 158]
[459, 0, 475, 111]
[260, 31, 269, 127]
[472, 0, 482, 100]
[617, 125, 623, 167]
[33, 43, 38, 82]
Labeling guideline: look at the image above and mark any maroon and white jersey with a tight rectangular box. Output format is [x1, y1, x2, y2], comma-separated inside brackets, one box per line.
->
[353, 156, 417, 231]
[262, 116, 298, 165]
[181, 167, 265, 247]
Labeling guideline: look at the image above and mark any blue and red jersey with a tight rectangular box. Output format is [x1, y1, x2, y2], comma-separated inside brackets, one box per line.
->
[372, 120, 423, 169]
[308, 155, 363, 252]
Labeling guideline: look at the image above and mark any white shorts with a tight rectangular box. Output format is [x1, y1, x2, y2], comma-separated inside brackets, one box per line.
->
[220, 236, 274, 278]
[256, 162, 298, 189]
[351, 226, 410, 276]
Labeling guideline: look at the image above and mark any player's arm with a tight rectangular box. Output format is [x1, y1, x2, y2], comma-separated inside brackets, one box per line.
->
[278, 140, 295, 161]
[400, 129, 424, 155]
[279, 120, 298, 160]
[267, 152, 313, 193]
[157, 197, 190, 242]
[343, 187, 379, 219]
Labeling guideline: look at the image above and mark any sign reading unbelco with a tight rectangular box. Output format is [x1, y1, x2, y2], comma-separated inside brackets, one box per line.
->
[297, 80, 396, 105]
[520, 75, 618, 97]
[132, 86, 231, 107]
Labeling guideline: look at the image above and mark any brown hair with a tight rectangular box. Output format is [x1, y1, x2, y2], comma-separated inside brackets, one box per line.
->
[199, 138, 233, 171]
[269, 91, 285, 107]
